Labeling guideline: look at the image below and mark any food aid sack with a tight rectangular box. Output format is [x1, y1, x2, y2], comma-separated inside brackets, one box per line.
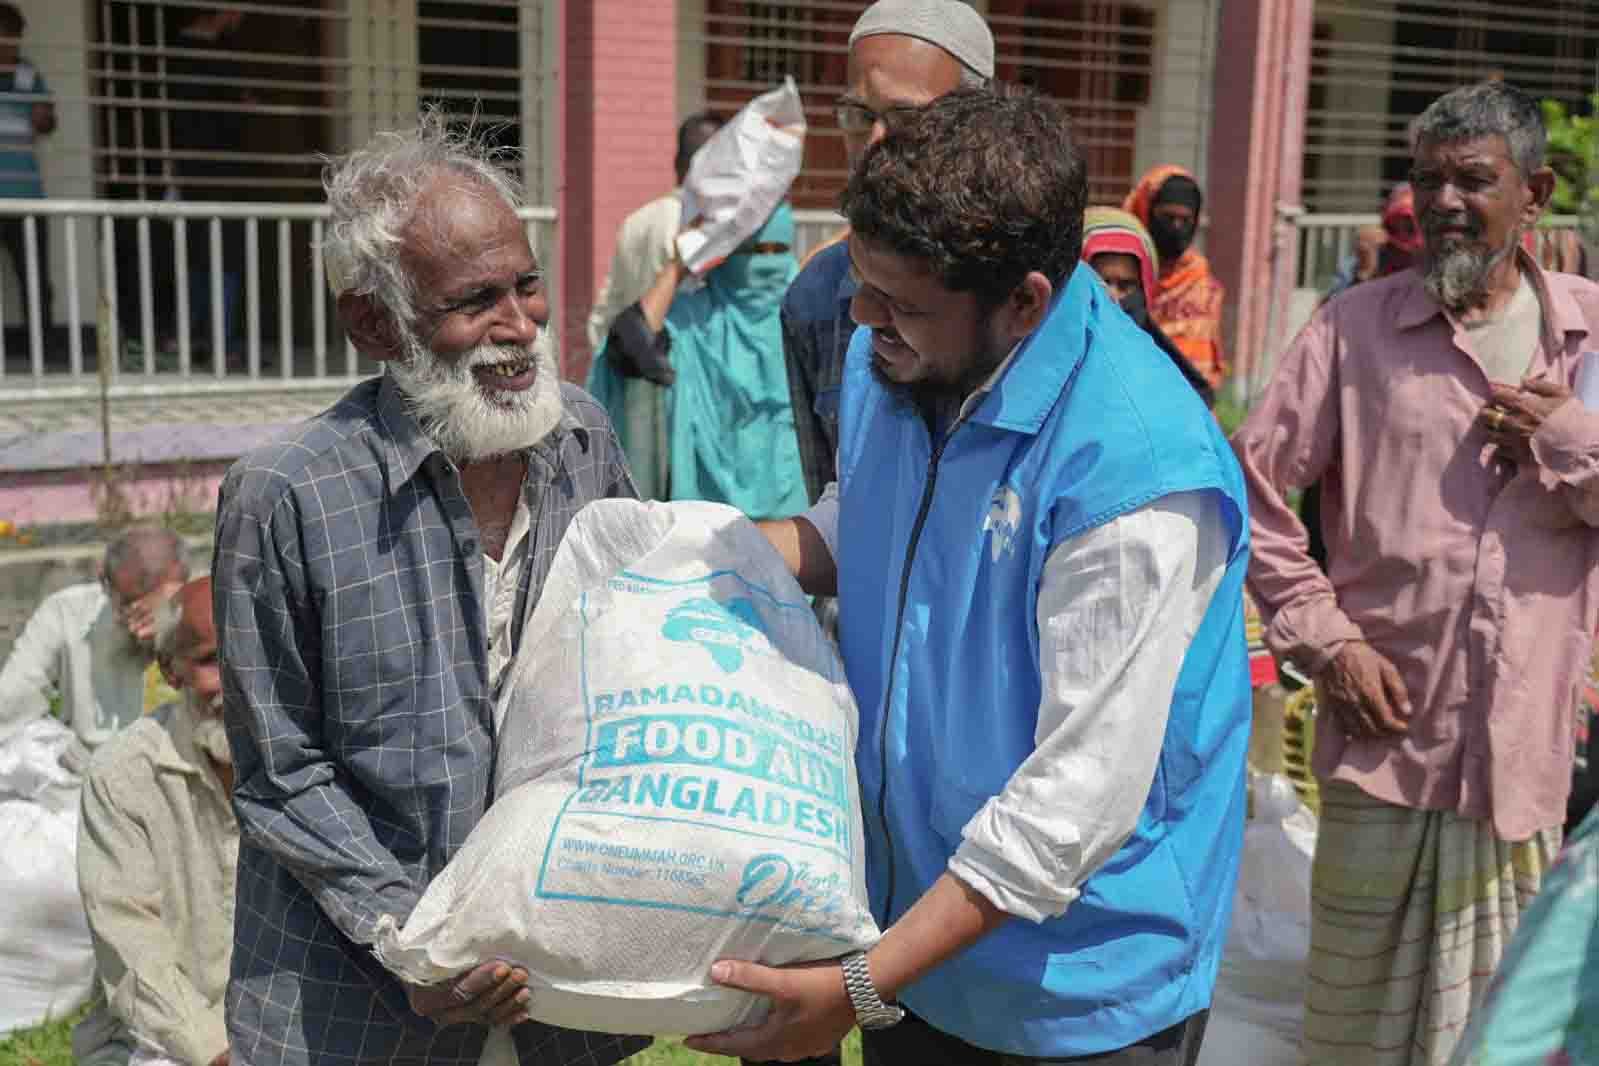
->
[676, 77, 805, 276]
[1197, 772, 1316, 1066]
[0, 718, 96, 1035]
[374, 499, 878, 1036]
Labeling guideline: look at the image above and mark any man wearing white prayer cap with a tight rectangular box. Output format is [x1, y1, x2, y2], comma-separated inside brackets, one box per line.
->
[765, 14, 995, 1066]
[780, 0, 993, 510]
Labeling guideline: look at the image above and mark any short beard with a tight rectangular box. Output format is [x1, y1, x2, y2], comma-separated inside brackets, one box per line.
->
[387, 324, 563, 463]
[872, 332, 1011, 421]
[186, 693, 232, 766]
[1424, 233, 1517, 313]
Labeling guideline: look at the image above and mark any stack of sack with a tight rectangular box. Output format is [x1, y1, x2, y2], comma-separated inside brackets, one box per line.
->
[1197, 771, 1316, 1066]
[376, 499, 879, 1035]
[0, 718, 97, 1035]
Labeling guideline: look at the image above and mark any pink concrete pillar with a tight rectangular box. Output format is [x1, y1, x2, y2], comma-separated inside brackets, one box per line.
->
[1205, 0, 1314, 400]
[558, 0, 679, 382]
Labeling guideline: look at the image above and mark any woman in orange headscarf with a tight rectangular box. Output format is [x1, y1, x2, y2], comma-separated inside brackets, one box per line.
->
[1124, 165, 1226, 388]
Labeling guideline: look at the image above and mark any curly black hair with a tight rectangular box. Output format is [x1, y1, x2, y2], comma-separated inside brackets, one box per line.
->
[840, 84, 1088, 309]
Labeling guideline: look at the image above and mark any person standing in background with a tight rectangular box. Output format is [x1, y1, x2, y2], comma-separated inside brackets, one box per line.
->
[1079, 206, 1214, 406]
[1124, 165, 1227, 389]
[0, 1, 54, 340]
[585, 114, 722, 355]
[781, 0, 993, 506]
[1234, 81, 1599, 1066]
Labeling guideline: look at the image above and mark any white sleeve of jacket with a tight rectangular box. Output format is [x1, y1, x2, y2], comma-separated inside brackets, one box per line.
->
[949, 489, 1231, 922]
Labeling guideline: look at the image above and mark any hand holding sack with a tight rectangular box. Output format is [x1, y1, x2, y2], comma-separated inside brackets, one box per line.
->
[373, 500, 878, 1036]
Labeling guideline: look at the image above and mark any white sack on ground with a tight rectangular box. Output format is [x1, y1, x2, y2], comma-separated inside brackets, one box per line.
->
[0, 718, 96, 1035]
[375, 500, 878, 1036]
[675, 78, 805, 276]
[1197, 772, 1316, 1066]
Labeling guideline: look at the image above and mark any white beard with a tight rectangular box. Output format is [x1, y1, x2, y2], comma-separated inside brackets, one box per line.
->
[387, 324, 563, 463]
[187, 693, 233, 766]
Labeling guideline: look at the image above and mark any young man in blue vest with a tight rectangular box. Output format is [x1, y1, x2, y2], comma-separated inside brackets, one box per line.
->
[687, 85, 1253, 1065]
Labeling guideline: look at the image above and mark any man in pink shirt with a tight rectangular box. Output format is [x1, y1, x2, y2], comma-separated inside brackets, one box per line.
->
[1234, 80, 1599, 1066]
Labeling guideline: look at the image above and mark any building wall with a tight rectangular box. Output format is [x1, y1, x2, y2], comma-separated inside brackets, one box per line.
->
[558, 0, 678, 380]
[1301, 4, 1395, 214]
[1206, 0, 1314, 398]
[677, 0, 708, 121]
[9, 0, 1227, 369]
[1132, 0, 1220, 190]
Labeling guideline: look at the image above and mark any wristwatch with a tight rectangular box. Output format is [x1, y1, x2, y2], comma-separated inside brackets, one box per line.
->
[840, 952, 905, 1030]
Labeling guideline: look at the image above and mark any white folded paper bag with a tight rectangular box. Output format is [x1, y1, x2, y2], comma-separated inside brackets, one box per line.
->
[676, 77, 806, 276]
[374, 500, 878, 1036]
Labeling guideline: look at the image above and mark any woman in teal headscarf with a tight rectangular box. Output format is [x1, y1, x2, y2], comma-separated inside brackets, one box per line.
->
[588, 202, 808, 520]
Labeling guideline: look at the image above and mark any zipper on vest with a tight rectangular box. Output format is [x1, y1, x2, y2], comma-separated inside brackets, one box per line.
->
[876, 431, 949, 921]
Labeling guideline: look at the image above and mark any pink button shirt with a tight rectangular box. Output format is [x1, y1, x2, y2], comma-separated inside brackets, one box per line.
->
[1233, 256, 1599, 840]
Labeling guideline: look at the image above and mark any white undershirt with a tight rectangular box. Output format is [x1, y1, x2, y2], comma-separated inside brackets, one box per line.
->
[481, 484, 534, 695]
[1462, 269, 1541, 385]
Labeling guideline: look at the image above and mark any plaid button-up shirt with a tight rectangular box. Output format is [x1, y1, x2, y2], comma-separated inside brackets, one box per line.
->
[781, 239, 856, 505]
[214, 373, 649, 1066]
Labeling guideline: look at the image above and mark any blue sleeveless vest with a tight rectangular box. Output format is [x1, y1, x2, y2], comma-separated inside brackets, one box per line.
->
[835, 263, 1252, 1057]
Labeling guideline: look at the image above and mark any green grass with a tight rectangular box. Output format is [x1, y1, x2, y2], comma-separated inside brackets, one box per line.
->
[0, 1013, 862, 1066]
[624, 1032, 861, 1064]
[0, 1007, 84, 1066]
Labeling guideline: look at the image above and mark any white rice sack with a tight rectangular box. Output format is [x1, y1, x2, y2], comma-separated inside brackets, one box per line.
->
[0, 799, 96, 1035]
[374, 500, 878, 1036]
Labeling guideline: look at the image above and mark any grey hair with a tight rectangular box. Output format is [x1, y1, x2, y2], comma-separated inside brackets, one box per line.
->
[1412, 81, 1547, 175]
[104, 524, 185, 588]
[957, 65, 987, 90]
[321, 109, 524, 327]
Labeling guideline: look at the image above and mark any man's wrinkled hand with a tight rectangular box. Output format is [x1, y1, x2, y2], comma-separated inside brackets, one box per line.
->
[682, 958, 856, 1062]
[123, 580, 183, 646]
[208, 1050, 229, 1066]
[407, 960, 531, 1028]
[1316, 641, 1412, 739]
[1482, 378, 1572, 466]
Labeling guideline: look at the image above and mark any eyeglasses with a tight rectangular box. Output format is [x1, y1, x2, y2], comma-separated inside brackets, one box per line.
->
[834, 101, 922, 135]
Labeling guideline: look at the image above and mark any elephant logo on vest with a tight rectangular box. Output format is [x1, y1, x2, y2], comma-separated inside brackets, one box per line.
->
[982, 486, 1023, 563]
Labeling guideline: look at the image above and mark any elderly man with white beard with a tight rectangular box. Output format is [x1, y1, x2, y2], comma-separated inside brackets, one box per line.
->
[74, 578, 238, 1066]
[211, 117, 646, 1066]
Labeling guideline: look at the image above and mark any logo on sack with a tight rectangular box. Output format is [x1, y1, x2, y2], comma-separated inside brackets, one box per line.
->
[736, 852, 848, 924]
[982, 486, 1023, 563]
[661, 595, 769, 673]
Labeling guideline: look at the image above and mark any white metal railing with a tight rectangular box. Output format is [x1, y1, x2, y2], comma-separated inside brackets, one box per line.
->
[0, 198, 558, 402]
[1296, 212, 1584, 293]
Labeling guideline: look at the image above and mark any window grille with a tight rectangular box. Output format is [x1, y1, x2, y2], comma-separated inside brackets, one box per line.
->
[1304, 0, 1599, 213]
[691, 1, 1161, 211]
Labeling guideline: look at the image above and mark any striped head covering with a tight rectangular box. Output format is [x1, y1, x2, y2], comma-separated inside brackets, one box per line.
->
[1081, 206, 1158, 302]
